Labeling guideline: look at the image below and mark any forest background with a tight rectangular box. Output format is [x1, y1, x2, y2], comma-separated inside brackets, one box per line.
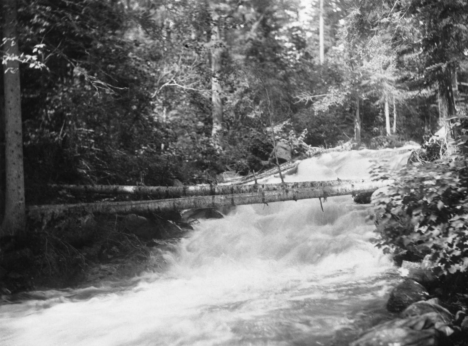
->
[1, 0, 468, 234]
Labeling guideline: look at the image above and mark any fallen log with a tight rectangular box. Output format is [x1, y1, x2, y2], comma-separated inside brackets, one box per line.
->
[49, 179, 367, 198]
[29, 180, 388, 219]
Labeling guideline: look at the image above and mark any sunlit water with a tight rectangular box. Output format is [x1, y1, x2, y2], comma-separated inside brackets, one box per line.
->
[0, 148, 414, 346]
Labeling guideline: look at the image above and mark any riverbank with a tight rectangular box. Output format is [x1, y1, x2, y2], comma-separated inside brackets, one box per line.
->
[351, 259, 468, 345]
[352, 148, 468, 345]
[0, 209, 218, 298]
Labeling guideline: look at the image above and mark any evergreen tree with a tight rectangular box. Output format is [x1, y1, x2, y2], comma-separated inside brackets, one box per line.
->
[407, 0, 468, 142]
[1, 0, 26, 235]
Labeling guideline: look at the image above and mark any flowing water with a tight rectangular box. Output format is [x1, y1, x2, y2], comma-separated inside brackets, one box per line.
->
[0, 149, 414, 346]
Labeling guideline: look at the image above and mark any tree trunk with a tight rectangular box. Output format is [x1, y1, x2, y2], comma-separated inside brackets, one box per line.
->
[392, 95, 397, 135]
[1, 0, 26, 236]
[385, 96, 391, 136]
[0, 11, 5, 226]
[50, 178, 369, 198]
[211, 14, 224, 150]
[29, 181, 387, 219]
[438, 68, 456, 145]
[319, 0, 324, 64]
[354, 96, 361, 145]
[452, 68, 459, 110]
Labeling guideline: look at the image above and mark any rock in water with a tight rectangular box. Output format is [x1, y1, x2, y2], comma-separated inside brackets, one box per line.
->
[353, 191, 373, 204]
[402, 299, 453, 325]
[351, 312, 451, 346]
[387, 279, 429, 313]
[352, 328, 438, 346]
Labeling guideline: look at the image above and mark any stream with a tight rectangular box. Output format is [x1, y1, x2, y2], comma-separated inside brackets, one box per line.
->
[0, 148, 413, 346]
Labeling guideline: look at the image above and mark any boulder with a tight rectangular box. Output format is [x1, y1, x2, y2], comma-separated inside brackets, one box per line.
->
[351, 312, 451, 346]
[387, 279, 429, 313]
[351, 327, 438, 346]
[353, 191, 373, 204]
[402, 299, 453, 325]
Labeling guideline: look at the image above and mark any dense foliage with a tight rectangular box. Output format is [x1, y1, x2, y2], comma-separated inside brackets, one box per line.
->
[374, 136, 468, 275]
[1, 0, 467, 207]
[1, 0, 468, 301]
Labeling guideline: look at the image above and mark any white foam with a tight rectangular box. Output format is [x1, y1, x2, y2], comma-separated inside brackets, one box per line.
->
[0, 149, 411, 346]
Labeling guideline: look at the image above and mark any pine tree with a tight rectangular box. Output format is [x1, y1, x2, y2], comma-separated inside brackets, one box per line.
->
[1, 0, 26, 235]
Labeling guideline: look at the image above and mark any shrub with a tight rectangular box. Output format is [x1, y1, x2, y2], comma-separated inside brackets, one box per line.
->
[373, 149, 468, 275]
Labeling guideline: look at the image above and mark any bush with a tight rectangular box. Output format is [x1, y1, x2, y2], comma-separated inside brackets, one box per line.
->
[373, 151, 468, 275]
[408, 136, 446, 163]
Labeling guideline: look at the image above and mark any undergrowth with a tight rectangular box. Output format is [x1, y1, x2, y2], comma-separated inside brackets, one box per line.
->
[372, 133, 468, 303]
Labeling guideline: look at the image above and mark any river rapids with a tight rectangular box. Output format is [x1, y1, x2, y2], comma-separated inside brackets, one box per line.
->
[0, 148, 413, 346]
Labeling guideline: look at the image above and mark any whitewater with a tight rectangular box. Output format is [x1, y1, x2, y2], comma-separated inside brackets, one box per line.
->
[0, 148, 412, 346]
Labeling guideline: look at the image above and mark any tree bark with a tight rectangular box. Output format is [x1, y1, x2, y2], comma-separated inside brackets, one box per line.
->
[319, 0, 324, 64]
[211, 14, 224, 150]
[1, 0, 26, 236]
[29, 181, 388, 219]
[452, 68, 459, 110]
[354, 96, 361, 145]
[392, 95, 397, 135]
[50, 179, 369, 198]
[385, 96, 391, 136]
[0, 10, 5, 226]
[438, 68, 456, 146]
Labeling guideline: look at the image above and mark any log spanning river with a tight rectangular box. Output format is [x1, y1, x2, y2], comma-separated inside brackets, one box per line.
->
[0, 149, 413, 346]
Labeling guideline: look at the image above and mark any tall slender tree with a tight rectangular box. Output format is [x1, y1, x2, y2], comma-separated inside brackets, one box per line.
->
[1, 0, 26, 235]
[0, 9, 5, 225]
[354, 96, 361, 145]
[209, 7, 225, 150]
[385, 96, 391, 135]
[319, 0, 324, 64]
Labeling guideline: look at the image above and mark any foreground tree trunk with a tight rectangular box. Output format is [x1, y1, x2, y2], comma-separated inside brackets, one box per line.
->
[392, 95, 397, 135]
[1, 0, 26, 236]
[0, 12, 5, 226]
[211, 14, 224, 150]
[29, 180, 387, 219]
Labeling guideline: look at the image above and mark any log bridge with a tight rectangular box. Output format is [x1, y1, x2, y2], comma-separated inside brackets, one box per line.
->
[28, 179, 388, 219]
